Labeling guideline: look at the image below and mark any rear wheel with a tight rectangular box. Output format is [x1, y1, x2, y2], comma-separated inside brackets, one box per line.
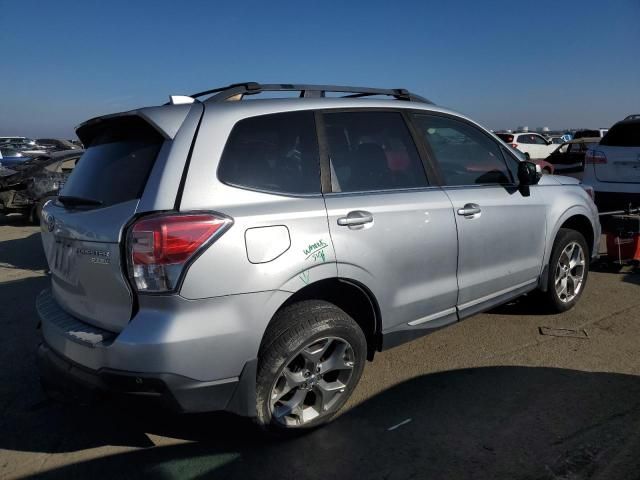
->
[543, 228, 589, 312]
[256, 300, 366, 433]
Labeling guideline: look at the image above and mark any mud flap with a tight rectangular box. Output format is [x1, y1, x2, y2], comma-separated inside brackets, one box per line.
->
[226, 358, 258, 417]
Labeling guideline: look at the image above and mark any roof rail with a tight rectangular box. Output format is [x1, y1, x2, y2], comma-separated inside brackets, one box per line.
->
[624, 114, 640, 121]
[186, 82, 433, 104]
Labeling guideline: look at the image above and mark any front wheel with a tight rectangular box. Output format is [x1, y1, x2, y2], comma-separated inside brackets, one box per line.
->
[255, 300, 367, 433]
[543, 228, 589, 312]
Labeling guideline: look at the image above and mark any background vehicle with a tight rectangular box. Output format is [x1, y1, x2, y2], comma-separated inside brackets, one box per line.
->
[0, 150, 82, 222]
[0, 148, 27, 167]
[583, 117, 640, 210]
[574, 129, 608, 139]
[2, 141, 48, 157]
[37, 83, 600, 433]
[548, 136, 565, 144]
[36, 138, 81, 151]
[0, 136, 29, 144]
[546, 137, 600, 180]
[495, 132, 556, 160]
[502, 142, 554, 174]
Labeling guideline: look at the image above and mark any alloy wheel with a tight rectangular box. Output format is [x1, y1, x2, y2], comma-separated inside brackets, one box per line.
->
[554, 241, 585, 303]
[269, 336, 356, 427]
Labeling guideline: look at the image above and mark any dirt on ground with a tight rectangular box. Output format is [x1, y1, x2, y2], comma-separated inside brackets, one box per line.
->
[1, 214, 639, 480]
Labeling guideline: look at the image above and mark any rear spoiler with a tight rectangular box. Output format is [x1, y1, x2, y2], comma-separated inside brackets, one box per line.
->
[76, 103, 197, 146]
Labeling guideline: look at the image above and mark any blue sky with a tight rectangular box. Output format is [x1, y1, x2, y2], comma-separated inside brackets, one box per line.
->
[1, 0, 638, 138]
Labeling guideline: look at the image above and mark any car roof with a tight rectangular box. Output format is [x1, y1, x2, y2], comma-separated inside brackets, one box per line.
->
[613, 118, 640, 127]
[79, 96, 492, 141]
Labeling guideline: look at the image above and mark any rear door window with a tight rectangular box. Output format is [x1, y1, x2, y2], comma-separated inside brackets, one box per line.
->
[62, 117, 163, 207]
[412, 113, 513, 186]
[218, 111, 320, 195]
[600, 122, 640, 147]
[323, 111, 428, 192]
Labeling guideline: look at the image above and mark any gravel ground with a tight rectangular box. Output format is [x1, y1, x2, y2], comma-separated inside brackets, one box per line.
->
[1, 214, 639, 480]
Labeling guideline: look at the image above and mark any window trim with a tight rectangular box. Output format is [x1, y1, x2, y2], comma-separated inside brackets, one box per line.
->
[316, 107, 437, 194]
[215, 110, 324, 198]
[407, 111, 518, 188]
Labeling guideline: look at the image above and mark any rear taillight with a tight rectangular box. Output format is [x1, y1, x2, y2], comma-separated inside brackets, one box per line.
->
[511, 143, 518, 149]
[585, 150, 607, 164]
[127, 213, 232, 292]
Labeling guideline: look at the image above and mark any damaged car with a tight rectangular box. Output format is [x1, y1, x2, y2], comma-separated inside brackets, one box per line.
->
[0, 150, 83, 222]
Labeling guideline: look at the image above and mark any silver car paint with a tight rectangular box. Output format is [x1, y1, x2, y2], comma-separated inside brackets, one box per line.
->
[41, 289, 290, 381]
[39, 95, 601, 413]
[323, 188, 459, 332]
[444, 183, 547, 311]
[41, 200, 137, 332]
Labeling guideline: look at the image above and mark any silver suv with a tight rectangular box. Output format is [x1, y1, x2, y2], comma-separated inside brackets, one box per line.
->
[37, 83, 600, 432]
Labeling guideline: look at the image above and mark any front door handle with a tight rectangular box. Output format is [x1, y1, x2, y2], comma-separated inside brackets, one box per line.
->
[457, 203, 481, 216]
[337, 210, 374, 228]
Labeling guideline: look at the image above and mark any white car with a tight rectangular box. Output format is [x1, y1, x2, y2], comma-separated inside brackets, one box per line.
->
[496, 132, 556, 160]
[583, 116, 640, 211]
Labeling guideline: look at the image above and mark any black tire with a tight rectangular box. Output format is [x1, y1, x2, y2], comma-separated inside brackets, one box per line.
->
[255, 300, 367, 433]
[543, 228, 589, 312]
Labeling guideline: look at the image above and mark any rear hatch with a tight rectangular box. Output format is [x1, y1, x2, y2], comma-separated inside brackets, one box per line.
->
[40, 115, 167, 332]
[595, 121, 640, 184]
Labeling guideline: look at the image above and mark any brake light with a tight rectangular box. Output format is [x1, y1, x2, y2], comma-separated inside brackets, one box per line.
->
[511, 143, 519, 149]
[127, 213, 232, 292]
[585, 150, 607, 164]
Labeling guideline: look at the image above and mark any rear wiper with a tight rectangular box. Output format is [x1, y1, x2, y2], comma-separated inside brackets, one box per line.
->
[57, 195, 103, 207]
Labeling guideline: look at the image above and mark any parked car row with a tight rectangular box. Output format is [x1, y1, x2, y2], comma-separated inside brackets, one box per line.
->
[495, 132, 558, 161]
[0, 136, 82, 160]
[582, 116, 640, 211]
[495, 117, 638, 212]
[0, 150, 83, 222]
[538, 116, 639, 211]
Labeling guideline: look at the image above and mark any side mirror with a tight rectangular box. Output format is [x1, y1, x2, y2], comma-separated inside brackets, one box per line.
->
[518, 161, 541, 196]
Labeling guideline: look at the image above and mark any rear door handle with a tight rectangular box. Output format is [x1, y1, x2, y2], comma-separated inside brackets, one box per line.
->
[337, 210, 374, 228]
[457, 203, 481, 216]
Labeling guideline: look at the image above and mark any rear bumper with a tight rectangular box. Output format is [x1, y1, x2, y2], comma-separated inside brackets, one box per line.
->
[38, 340, 250, 412]
[36, 287, 288, 415]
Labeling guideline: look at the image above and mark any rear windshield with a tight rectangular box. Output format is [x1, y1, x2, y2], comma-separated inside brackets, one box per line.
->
[62, 117, 163, 207]
[600, 122, 640, 147]
[496, 133, 514, 143]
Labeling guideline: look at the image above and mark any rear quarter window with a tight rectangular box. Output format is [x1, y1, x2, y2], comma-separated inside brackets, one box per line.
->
[217, 111, 321, 195]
